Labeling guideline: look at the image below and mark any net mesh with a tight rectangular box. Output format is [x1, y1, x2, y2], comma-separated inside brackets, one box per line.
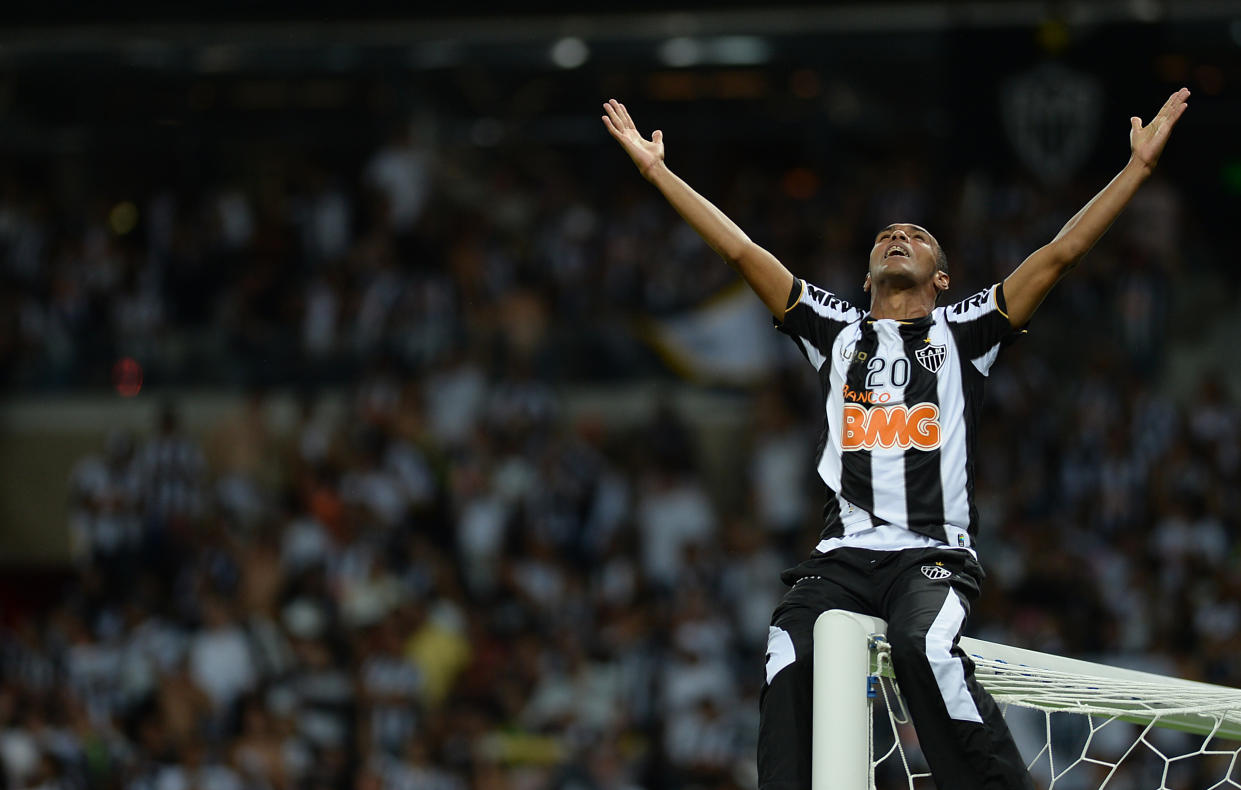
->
[869, 637, 1241, 790]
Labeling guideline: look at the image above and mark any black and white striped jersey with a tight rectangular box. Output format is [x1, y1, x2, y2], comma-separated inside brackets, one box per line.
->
[776, 278, 1021, 550]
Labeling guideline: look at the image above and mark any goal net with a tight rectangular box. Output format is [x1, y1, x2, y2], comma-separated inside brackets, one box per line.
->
[813, 610, 1241, 790]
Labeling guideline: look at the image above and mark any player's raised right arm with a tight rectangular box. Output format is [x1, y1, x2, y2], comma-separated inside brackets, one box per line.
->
[602, 99, 794, 318]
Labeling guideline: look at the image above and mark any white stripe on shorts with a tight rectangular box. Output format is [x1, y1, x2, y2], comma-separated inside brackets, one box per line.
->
[926, 591, 982, 723]
[766, 626, 796, 684]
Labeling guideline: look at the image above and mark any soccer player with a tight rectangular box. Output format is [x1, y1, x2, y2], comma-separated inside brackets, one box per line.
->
[603, 87, 1189, 790]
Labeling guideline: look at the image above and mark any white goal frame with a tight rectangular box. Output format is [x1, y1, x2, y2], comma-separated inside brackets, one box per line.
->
[812, 609, 1241, 790]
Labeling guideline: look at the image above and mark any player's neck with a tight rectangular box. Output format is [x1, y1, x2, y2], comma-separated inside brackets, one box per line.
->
[868, 285, 936, 320]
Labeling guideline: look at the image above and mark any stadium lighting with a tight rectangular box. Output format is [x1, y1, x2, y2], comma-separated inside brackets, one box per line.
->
[708, 35, 770, 65]
[657, 35, 768, 68]
[549, 36, 589, 69]
[658, 36, 702, 67]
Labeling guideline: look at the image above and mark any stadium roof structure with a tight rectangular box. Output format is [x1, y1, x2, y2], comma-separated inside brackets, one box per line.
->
[1, 0, 1238, 159]
[4, 0, 1241, 49]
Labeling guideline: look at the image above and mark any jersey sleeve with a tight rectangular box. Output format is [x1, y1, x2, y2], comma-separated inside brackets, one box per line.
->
[945, 283, 1026, 376]
[773, 278, 862, 370]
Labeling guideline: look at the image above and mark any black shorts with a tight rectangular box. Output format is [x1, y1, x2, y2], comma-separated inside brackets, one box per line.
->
[758, 547, 1033, 790]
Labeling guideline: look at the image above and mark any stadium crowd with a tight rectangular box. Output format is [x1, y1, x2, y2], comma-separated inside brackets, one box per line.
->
[2, 91, 1239, 790]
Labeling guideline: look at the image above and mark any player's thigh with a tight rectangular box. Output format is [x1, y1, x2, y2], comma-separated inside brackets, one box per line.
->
[766, 575, 871, 684]
[883, 551, 982, 668]
[760, 575, 873, 790]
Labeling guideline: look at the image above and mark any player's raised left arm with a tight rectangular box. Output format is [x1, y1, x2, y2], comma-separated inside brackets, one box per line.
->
[1001, 87, 1190, 328]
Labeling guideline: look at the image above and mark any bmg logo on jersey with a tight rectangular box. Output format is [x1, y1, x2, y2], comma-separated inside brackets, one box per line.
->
[841, 403, 941, 451]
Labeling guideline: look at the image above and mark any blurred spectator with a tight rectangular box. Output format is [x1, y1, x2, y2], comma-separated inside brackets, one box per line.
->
[364, 119, 435, 237]
[137, 404, 207, 540]
[68, 429, 141, 572]
[188, 596, 257, 713]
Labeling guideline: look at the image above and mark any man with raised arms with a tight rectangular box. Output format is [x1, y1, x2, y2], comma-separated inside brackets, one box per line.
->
[603, 87, 1189, 789]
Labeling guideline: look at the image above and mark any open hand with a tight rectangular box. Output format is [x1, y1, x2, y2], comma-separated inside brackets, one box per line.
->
[1130, 87, 1190, 170]
[602, 99, 665, 180]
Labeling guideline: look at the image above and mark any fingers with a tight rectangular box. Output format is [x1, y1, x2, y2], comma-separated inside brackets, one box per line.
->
[614, 99, 636, 130]
[601, 115, 623, 141]
[1159, 98, 1189, 133]
[602, 98, 638, 133]
[1157, 87, 1190, 119]
[1134, 87, 1190, 137]
[602, 99, 627, 131]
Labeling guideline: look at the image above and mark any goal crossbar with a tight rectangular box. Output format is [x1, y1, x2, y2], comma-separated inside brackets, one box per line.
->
[812, 609, 1241, 790]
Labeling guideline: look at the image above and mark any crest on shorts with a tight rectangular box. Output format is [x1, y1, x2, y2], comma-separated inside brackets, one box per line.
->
[921, 565, 952, 581]
[915, 343, 947, 373]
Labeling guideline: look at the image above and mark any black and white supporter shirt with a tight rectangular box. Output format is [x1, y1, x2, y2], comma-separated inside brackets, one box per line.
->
[776, 278, 1022, 555]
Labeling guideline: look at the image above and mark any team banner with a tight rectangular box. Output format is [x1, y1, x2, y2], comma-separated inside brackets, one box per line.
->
[639, 283, 783, 384]
[1002, 62, 1102, 186]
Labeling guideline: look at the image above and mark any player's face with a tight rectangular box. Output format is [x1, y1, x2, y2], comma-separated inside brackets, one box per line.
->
[868, 223, 939, 286]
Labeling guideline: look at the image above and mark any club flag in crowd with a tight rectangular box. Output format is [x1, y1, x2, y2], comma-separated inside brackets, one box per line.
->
[638, 282, 783, 385]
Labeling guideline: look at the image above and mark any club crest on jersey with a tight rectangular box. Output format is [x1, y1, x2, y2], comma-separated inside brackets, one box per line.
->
[915, 343, 947, 373]
[921, 565, 952, 581]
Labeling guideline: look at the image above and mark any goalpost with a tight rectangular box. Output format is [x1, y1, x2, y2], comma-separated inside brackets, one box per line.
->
[813, 609, 1241, 790]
